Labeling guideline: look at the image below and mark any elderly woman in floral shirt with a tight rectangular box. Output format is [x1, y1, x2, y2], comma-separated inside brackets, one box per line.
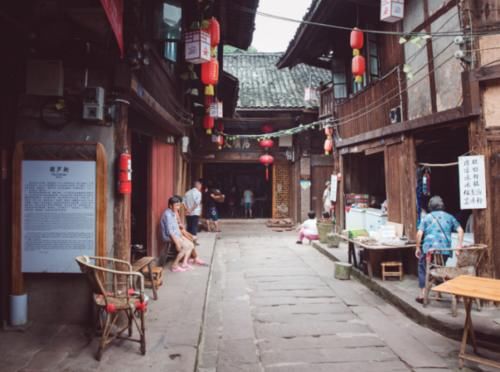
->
[415, 196, 464, 304]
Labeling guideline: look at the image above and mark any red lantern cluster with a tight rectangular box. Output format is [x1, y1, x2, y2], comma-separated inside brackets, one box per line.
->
[324, 126, 334, 155]
[258, 125, 274, 181]
[350, 28, 366, 84]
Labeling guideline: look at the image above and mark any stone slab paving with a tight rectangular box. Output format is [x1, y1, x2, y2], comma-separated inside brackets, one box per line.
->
[0, 233, 217, 372]
[197, 221, 500, 372]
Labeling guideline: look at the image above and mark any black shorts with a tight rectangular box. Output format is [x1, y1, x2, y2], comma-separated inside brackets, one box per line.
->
[186, 215, 200, 236]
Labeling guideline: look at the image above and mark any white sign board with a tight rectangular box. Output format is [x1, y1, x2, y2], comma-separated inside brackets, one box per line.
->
[22, 161, 96, 272]
[458, 155, 487, 210]
[184, 30, 211, 64]
[330, 175, 338, 202]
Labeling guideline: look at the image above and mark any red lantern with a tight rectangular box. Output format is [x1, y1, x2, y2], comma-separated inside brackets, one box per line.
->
[204, 115, 214, 135]
[261, 124, 273, 134]
[207, 17, 220, 47]
[259, 154, 274, 181]
[216, 135, 224, 150]
[324, 138, 333, 155]
[118, 152, 132, 194]
[202, 58, 219, 96]
[352, 55, 366, 83]
[324, 126, 334, 137]
[216, 120, 224, 133]
[204, 95, 213, 107]
[259, 138, 274, 149]
[350, 28, 364, 53]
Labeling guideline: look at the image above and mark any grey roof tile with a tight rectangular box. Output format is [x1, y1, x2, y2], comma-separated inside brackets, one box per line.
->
[223, 53, 331, 109]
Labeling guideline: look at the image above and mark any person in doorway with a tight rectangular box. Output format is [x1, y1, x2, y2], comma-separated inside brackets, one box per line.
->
[296, 211, 319, 244]
[243, 188, 254, 218]
[184, 180, 203, 245]
[415, 195, 464, 304]
[160, 196, 195, 272]
[207, 189, 224, 232]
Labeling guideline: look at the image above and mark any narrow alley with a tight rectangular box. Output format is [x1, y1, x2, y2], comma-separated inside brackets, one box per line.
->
[199, 221, 498, 372]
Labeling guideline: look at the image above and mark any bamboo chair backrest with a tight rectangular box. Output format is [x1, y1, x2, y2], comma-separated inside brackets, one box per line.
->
[456, 244, 487, 270]
[75, 256, 143, 304]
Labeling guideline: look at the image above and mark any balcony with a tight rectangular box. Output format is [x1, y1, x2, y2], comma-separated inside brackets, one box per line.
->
[319, 67, 403, 139]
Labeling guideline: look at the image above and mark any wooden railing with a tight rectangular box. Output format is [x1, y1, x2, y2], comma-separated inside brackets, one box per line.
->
[336, 68, 403, 139]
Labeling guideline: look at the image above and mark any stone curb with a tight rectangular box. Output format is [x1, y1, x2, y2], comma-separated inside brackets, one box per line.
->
[312, 241, 500, 350]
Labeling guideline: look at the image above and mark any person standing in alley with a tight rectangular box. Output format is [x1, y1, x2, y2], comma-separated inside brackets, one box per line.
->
[296, 211, 319, 244]
[415, 195, 464, 304]
[184, 180, 203, 244]
[243, 188, 254, 218]
[160, 196, 195, 272]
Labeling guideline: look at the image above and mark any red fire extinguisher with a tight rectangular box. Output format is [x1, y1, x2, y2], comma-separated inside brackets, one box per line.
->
[118, 151, 132, 194]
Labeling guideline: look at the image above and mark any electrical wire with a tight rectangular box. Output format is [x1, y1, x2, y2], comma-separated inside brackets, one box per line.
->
[236, 5, 500, 38]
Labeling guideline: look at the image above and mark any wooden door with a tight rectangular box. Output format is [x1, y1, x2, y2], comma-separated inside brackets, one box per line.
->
[148, 140, 175, 257]
[489, 143, 500, 277]
[384, 143, 403, 223]
[311, 166, 334, 218]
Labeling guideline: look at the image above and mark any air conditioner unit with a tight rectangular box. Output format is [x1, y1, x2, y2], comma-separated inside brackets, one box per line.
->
[389, 106, 402, 124]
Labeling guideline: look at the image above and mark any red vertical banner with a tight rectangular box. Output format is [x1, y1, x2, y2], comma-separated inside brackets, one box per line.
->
[100, 0, 124, 58]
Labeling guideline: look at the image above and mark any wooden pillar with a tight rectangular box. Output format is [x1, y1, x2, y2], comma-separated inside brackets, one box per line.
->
[113, 100, 131, 263]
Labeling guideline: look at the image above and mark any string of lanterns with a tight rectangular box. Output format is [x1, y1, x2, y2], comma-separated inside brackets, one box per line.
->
[258, 124, 274, 181]
[351, 27, 366, 84]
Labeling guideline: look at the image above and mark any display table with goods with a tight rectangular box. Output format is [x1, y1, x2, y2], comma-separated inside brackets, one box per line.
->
[334, 228, 415, 278]
[432, 276, 500, 369]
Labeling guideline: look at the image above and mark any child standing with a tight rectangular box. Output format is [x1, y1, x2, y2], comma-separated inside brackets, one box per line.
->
[296, 211, 319, 244]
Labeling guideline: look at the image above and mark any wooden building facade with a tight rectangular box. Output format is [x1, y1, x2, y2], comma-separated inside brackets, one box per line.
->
[0, 0, 259, 325]
[194, 53, 331, 223]
[279, 0, 500, 277]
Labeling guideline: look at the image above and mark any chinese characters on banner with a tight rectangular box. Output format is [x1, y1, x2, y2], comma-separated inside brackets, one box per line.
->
[330, 175, 338, 202]
[458, 155, 487, 209]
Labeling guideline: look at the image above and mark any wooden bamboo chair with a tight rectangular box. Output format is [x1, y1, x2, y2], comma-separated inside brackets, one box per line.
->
[75, 256, 148, 361]
[423, 244, 487, 316]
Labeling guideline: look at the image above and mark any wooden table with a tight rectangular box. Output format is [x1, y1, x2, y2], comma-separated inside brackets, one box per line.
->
[432, 275, 500, 369]
[335, 234, 415, 278]
[132, 256, 158, 300]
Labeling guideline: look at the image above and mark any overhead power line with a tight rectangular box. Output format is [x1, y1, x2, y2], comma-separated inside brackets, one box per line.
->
[236, 5, 500, 38]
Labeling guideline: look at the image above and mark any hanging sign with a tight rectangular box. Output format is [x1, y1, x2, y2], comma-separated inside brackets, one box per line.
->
[380, 0, 404, 23]
[458, 155, 487, 209]
[185, 30, 211, 64]
[100, 0, 124, 58]
[330, 175, 338, 202]
[209, 101, 223, 118]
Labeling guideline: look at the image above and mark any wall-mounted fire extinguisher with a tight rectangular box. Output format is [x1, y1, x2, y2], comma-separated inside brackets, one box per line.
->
[118, 151, 132, 194]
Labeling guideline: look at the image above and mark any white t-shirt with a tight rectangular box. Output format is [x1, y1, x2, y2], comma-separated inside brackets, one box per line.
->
[184, 188, 202, 216]
[302, 218, 318, 235]
[243, 190, 253, 203]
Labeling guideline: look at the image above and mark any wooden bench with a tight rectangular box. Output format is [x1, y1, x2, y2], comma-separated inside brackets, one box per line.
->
[132, 257, 158, 300]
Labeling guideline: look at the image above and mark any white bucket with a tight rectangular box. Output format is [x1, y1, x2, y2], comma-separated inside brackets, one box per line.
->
[10, 293, 28, 326]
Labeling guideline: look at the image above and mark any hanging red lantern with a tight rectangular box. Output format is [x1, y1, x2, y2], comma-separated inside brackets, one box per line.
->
[261, 124, 273, 134]
[204, 115, 214, 134]
[324, 138, 333, 155]
[350, 28, 364, 55]
[259, 154, 274, 181]
[216, 135, 224, 150]
[206, 17, 220, 47]
[201, 58, 219, 96]
[324, 126, 334, 137]
[259, 138, 274, 149]
[352, 55, 366, 83]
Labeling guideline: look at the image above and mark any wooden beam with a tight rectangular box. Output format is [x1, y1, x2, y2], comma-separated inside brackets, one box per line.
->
[337, 107, 477, 149]
[471, 64, 500, 82]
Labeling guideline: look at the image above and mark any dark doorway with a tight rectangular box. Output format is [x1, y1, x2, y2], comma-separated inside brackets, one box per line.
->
[203, 163, 273, 218]
[131, 133, 150, 256]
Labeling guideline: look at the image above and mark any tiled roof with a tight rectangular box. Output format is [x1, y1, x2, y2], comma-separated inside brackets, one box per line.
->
[223, 53, 331, 109]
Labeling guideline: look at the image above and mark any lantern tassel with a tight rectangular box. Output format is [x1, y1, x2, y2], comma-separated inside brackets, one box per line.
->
[265, 166, 269, 181]
[206, 129, 212, 135]
[205, 85, 214, 96]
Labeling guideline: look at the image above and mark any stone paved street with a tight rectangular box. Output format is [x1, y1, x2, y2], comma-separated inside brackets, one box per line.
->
[197, 221, 499, 372]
